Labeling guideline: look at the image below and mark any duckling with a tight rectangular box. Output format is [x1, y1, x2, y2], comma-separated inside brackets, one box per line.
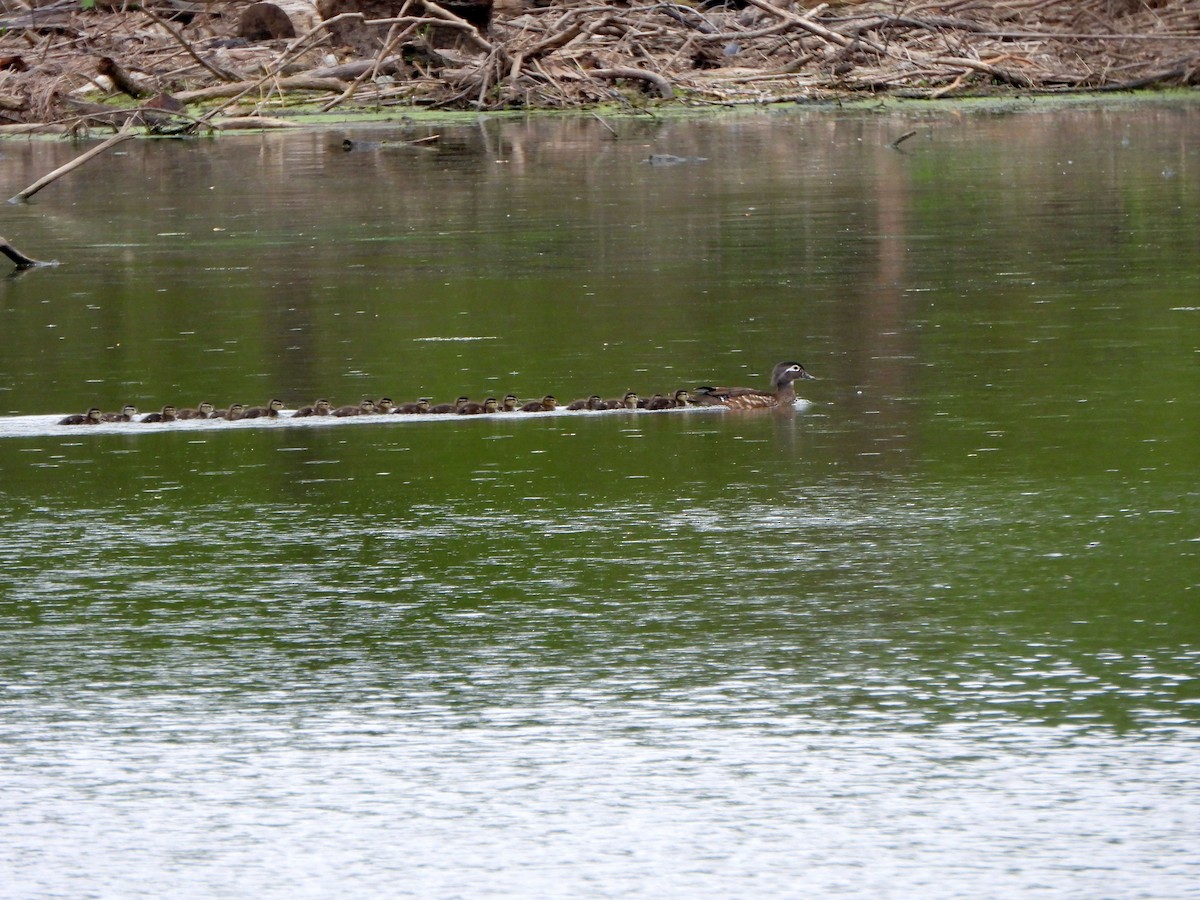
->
[567, 394, 605, 411]
[519, 395, 557, 412]
[374, 398, 396, 415]
[603, 391, 640, 410]
[140, 405, 177, 423]
[214, 403, 246, 421]
[394, 398, 432, 414]
[292, 399, 332, 418]
[429, 396, 470, 414]
[458, 397, 499, 415]
[101, 404, 138, 423]
[645, 389, 691, 410]
[58, 407, 103, 425]
[500, 394, 520, 412]
[333, 399, 375, 417]
[242, 399, 285, 419]
[176, 401, 216, 420]
[696, 361, 816, 410]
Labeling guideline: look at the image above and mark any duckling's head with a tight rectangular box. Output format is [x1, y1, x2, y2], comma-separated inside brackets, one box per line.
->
[315, 399, 331, 413]
[502, 394, 519, 411]
[416, 398, 431, 412]
[623, 391, 639, 408]
[674, 389, 691, 404]
[377, 398, 395, 413]
[87, 407, 102, 422]
[483, 397, 499, 413]
[541, 395, 557, 409]
[269, 399, 284, 411]
[162, 405, 177, 416]
[359, 399, 376, 412]
[455, 396, 470, 406]
[199, 401, 215, 416]
[122, 404, 138, 417]
[228, 403, 245, 416]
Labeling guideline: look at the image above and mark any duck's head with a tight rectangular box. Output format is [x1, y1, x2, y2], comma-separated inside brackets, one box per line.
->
[772, 361, 816, 387]
[269, 399, 285, 412]
[502, 394, 519, 411]
[623, 391, 639, 408]
[483, 397, 499, 413]
[199, 401, 215, 416]
[162, 405, 177, 416]
[587, 394, 602, 409]
[228, 403, 245, 416]
[540, 395, 557, 409]
[315, 399, 332, 413]
[122, 404, 138, 417]
[377, 398, 395, 413]
[359, 399, 376, 413]
[87, 407, 102, 422]
[674, 389, 691, 405]
[455, 396, 470, 406]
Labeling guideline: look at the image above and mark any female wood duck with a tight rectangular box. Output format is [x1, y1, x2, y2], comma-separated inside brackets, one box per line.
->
[292, 399, 332, 418]
[458, 397, 500, 415]
[519, 395, 557, 412]
[429, 396, 470, 414]
[101, 404, 137, 423]
[645, 389, 691, 410]
[603, 391, 639, 410]
[567, 395, 605, 411]
[59, 407, 103, 425]
[242, 399, 285, 419]
[176, 401, 215, 420]
[395, 398, 432, 414]
[214, 403, 246, 421]
[333, 399, 375, 416]
[695, 361, 815, 409]
[141, 405, 178, 423]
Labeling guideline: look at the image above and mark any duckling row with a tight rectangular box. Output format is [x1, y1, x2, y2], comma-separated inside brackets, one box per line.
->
[56, 390, 698, 425]
[55, 361, 817, 425]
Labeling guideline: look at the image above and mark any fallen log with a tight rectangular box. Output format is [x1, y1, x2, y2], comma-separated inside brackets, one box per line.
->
[176, 75, 349, 102]
[592, 67, 674, 99]
[97, 56, 151, 99]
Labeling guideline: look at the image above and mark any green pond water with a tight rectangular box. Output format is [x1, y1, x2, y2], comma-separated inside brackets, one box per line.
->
[1, 101, 1198, 897]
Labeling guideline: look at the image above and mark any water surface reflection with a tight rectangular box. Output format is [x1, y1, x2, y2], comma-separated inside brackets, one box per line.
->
[2, 102, 1199, 897]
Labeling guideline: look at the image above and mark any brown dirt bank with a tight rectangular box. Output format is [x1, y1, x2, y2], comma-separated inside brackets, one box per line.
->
[1, 0, 1199, 133]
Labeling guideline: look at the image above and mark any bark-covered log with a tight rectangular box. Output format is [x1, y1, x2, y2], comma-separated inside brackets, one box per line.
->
[97, 56, 150, 99]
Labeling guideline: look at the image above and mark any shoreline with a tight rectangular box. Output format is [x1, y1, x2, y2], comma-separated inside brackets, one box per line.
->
[1, 1, 1197, 136]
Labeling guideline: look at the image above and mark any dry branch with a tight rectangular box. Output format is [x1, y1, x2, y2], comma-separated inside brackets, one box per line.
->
[8, 122, 138, 204]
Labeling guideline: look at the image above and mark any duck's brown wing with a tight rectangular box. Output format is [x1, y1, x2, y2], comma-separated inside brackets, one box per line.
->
[695, 385, 778, 408]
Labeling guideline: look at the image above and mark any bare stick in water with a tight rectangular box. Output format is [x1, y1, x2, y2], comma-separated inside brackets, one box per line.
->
[8, 122, 138, 204]
[0, 235, 56, 268]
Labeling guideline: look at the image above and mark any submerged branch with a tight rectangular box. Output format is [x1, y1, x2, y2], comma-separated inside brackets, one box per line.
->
[0, 235, 57, 268]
